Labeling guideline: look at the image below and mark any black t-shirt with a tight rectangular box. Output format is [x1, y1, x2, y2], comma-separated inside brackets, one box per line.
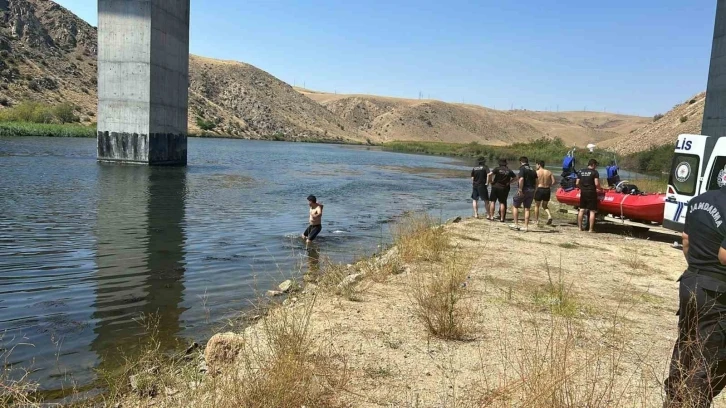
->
[471, 165, 489, 187]
[492, 166, 516, 188]
[684, 187, 726, 275]
[518, 164, 537, 190]
[578, 168, 600, 195]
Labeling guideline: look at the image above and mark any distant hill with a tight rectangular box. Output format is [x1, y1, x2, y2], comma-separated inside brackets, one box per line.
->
[299, 89, 650, 146]
[0, 0, 98, 118]
[0, 0, 651, 147]
[188, 56, 358, 142]
[0, 0, 364, 143]
[601, 92, 705, 154]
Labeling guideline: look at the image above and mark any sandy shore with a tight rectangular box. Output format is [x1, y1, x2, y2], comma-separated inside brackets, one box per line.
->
[110, 211, 726, 408]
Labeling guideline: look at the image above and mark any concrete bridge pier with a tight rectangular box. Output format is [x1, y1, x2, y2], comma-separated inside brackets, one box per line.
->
[702, 0, 726, 138]
[97, 0, 190, 165]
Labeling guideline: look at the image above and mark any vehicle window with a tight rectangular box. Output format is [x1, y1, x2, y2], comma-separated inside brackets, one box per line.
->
[669, 154, 700, 196]
[707, 156, 726, 191]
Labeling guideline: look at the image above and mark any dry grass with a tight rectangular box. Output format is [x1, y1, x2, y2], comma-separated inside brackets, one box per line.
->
[622, 250, 648, 271]
[392, 213, 450, 262]
[87, 298, 350, 408]
[409, 256, 476, 340]
[1, 335, 39, 407]
[315, 258, 367, 301]
[531, 260, 581, 318]
[359, 251, 405, 283]
[472, 313, 644, 408]
[214, 297, 349, 408]
[94, 315, 199, 403]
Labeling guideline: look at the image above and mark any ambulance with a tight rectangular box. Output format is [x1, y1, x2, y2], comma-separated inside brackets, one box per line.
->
[663, 134, 726, 232]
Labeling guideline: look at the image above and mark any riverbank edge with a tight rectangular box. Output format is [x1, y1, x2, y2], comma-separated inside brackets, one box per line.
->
[78, 209, 688, 408]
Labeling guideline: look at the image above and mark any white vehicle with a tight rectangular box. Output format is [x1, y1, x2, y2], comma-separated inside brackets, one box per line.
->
[663, 134, 726, 232]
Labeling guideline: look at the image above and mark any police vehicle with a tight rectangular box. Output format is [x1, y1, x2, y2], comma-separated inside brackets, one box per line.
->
[664, 134, 726, 232]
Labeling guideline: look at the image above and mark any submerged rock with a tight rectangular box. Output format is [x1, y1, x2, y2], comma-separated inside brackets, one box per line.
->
[204, 332, 244, 374]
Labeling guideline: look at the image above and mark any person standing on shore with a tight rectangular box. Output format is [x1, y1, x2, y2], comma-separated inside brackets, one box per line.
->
[664, 186, 726, 408]
[576, 159, 600, 232]
[534, 160, 556, 225]
[511, 156, 537, 231]
[488, 159, 516, 223]
[470, 158, 490, 219]
[302, 195, 323, 245]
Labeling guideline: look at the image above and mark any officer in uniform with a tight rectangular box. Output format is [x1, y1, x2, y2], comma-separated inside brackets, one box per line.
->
[665, 185, 726, 407]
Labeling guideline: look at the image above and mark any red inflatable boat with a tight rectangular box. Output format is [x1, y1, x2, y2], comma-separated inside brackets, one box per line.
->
[555, 188, 666, 224]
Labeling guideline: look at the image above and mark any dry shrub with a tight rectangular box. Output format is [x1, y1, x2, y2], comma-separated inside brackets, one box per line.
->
[622, 250, 647, 271]
[316, 258, 366, 301]
[473, 313, 650, 408]
[410, 256, 475, 340]
[393, 212, 449, 262]
[360, 251, 405, 283]
[532, 260, 580, 317]
[200, 297, 349, 408]
[0, 335, 39, 407]
[96, 314, 192, 403]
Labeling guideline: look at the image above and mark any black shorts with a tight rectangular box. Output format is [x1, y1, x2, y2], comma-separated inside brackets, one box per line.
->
[304, 224, 322, 241]
[534, 187, 551, 202]
[579, 192, 598, 212]
[471, 185, 489, 201]
[490, 186, 510, 204]
[513, 188, 535, 209]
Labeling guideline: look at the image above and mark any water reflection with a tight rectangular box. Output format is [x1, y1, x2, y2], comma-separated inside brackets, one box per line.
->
[92, 166, 188, 367]
[306, 246, 321, 275]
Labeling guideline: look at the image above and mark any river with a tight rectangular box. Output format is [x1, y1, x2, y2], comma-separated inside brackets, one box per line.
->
[0, 136, 484, 394]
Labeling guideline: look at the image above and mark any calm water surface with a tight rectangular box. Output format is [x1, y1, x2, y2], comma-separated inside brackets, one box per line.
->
[0, 137, 483, 393]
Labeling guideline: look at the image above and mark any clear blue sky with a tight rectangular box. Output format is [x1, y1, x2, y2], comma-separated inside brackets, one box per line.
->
[57, 0, 715, 116]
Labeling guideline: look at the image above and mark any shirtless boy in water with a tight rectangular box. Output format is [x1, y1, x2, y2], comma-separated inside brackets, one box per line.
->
[302, 195, 323, 244]
[535, 160, 556, 225]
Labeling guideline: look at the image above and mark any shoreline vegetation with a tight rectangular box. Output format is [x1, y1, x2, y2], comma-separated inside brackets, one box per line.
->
[5, 210, 710, 407]
[0, 121, 96, 138]
[0, 101, 673, 174]
[383, 139, 676, 175]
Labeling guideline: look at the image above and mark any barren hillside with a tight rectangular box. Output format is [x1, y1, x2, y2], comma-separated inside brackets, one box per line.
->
[299, 89, 650, 146]
[0, 0, 99, 117]
[188, 56, 362, 142]
[0, 0, 366, 142]
[601, 92, 705, 154]
[0, 0, 652, 147]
